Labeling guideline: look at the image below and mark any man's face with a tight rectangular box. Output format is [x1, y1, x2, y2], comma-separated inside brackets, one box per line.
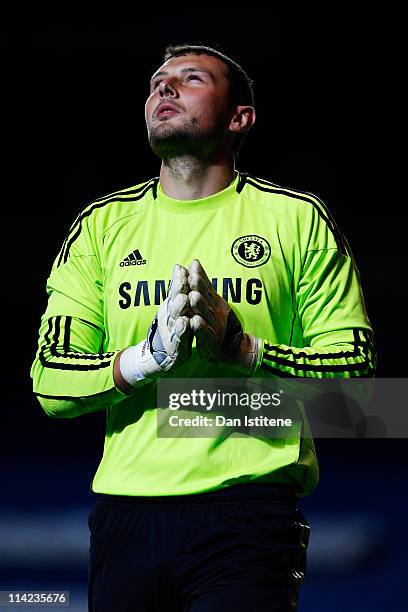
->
[145, 54, 233, 163]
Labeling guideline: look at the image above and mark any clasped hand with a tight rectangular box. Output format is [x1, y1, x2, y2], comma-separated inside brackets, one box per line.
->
[151, 259, 258, 375]
[118, 260, 260, 390]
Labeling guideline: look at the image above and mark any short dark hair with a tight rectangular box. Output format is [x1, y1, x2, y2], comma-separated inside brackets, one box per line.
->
[162, 44, 255, 159]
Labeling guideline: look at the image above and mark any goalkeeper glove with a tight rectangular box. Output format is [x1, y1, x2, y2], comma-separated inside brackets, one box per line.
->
[118, 263, 193, 388]
[187, 259, 260, 375]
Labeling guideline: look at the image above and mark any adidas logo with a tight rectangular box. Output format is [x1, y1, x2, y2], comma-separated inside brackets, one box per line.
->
[120, 249, 147, 267]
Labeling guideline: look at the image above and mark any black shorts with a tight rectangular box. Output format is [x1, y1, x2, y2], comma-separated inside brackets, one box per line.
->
[88, 483, 310, 612]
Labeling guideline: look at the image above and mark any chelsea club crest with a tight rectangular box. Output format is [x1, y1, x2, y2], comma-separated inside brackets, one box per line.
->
[231, 235, 271, 268]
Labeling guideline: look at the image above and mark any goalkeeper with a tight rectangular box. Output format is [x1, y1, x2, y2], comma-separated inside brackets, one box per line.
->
[31, 43, 376, 612]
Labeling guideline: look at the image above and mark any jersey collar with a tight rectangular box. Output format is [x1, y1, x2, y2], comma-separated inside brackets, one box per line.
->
[155, 170, 240, 213]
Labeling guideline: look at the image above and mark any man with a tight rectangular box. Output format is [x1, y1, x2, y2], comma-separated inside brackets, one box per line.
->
[31, 44, 376, 611]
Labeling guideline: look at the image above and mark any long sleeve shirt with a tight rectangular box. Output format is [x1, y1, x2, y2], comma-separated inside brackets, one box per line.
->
[31, 170, 376, 496]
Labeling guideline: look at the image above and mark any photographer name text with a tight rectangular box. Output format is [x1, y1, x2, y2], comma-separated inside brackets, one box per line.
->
[168, 415, 293, 428]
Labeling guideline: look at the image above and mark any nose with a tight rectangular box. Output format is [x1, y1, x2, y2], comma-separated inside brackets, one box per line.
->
[158, 77, 177, 97]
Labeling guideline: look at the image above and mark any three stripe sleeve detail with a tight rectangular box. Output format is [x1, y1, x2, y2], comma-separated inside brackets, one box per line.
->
[260, 329, 376, 377]
[39, 316, 115, 371]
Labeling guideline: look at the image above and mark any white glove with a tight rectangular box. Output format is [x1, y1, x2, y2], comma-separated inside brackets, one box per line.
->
[119, 264, 193, 386]
[187, 259, 260, 374]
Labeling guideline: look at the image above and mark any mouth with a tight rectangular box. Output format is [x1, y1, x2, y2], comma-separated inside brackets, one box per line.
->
[155, 103, 181, 119]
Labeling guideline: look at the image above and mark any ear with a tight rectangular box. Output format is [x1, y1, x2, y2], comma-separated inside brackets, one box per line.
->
[228, 106, 256, 135]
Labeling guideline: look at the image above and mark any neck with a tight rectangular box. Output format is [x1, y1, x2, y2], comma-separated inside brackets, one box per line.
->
[159, 156, 236, 201]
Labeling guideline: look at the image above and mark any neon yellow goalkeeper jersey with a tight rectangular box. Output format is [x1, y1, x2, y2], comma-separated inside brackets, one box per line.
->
[31, 170, 376, 497]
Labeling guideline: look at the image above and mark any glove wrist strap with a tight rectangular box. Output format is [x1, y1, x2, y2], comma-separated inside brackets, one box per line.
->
[227, 334, 261, 376]
[119, 341, 161, 387]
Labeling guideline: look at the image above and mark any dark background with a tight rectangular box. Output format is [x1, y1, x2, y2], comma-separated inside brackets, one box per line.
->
[1, 12, 405, 611]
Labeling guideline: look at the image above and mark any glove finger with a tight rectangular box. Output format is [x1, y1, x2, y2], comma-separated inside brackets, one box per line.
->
[169, 264, 190, 298]
[159, 293, 191, 355]
[190, 314, 218, 359]
[169, 292, 191, 322]
[173, 315, 190, 342]
[188, 290, 216, 328]
[188, 260, 214, 300]
[188, 272, 215, 305]
[168, 316, 192, 360]
[188, 259, 211, 286]
[188, 259, 212, 285]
